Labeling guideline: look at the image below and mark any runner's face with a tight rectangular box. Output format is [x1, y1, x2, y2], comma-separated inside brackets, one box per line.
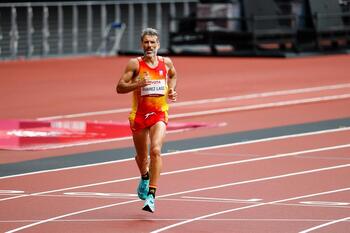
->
[142, 35, 159, 58]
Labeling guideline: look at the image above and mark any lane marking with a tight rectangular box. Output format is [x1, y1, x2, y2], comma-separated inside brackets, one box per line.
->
[181, 196, 262, 202]
[37, 83, 350, 120]
[63, 192, 136, 198]
[1, 126, 350, 180]
[155, 165, 350, 201]
[2, 192, 350, 211]
[27, 93, 350, 150]
[170, 94, 350, 119]
[6, 167, 350, 233]
[0, 190, 24, 194]
[168, 197, 350, 209]
[2, 218, 348, 223]
[1, 130, 350, 203]
[300, 201, 350, 207]
[1, 139, 350, 203]
[299, 216, 350, 233]
[150, 187, 350, 233]
[294, 155, 350, 161]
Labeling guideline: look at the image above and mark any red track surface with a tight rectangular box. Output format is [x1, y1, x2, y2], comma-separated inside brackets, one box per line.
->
[0, 55, 350, 232]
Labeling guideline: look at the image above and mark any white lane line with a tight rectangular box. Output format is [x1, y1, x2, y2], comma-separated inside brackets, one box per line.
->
[36, 83, 350, 120]
[170, 94, 350, 119]
[300, 201, 350, 207]
[181, 196, 262, 202]
[173, 83, 350, 106]
[299, 216, 350, 233]
[1, 130, 350, 201]
[1, 129, 350, 203]
[150, 187, 350, 233]
[0, 190, 24, 194]
[1, 125, 350, 180]
[156, 164, 350, 201]
[28, 93, 350, 150]
[30, 93, 350, 150]
[173, 197, 350, 209]
[63, 192, 137, 198]
[6, 165, 350, 233]
[1, 218, 348, 224]
[2, 192, 350, 211]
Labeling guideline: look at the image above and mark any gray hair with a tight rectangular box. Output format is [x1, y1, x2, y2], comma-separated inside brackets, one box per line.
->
[140, 28, 159, 42]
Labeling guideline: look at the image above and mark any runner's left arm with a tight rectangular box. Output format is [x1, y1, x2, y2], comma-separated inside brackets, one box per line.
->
[165, 57, 177, 102]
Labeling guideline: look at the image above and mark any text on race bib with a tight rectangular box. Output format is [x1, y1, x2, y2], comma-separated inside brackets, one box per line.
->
[141, 79, 166, 96]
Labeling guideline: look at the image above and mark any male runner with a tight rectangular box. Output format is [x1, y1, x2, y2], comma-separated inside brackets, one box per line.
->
[116, 28, 177, 213]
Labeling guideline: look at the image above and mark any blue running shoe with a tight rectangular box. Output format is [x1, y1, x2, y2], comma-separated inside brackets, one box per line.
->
[137, 178, 149, 200]
[142, 194, 155, 213]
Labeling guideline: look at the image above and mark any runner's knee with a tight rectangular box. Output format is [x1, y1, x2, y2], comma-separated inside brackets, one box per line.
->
[150, 146, 161, 158]
[135, 154, 148, 163]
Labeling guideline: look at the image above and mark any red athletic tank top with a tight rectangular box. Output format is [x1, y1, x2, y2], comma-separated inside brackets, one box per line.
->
[129, 56, 169, 119]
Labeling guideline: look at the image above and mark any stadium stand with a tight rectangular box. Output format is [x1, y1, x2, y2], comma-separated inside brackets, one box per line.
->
[168, 0, 350, 56]
[298, 0, 350, 51]
[168, 0, 299, 55]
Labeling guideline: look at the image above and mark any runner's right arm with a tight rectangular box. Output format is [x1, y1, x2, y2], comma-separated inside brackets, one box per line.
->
[116, 58, 150, 94]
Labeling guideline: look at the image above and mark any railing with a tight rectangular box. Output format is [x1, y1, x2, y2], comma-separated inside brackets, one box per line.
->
[97, 22, 126, 57]
[0, 0, 197, 60]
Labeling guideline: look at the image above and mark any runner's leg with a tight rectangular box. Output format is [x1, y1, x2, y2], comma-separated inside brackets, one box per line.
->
[148, 121, 167, 190]
[133, 128, 149, 176]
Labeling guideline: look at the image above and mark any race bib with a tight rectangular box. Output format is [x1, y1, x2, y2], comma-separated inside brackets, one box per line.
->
[141, 79, 166, 96]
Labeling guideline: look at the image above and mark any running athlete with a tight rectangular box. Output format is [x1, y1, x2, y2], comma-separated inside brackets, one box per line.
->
[116, 28, 177, 213]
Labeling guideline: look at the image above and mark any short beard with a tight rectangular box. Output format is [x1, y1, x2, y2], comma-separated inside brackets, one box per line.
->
[144, 50, 157, 57]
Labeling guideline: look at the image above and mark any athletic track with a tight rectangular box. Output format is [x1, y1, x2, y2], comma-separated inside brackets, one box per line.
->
[0, 54, 349, 233]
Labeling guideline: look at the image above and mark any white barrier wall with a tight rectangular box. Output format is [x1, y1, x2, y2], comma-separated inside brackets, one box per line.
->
[0, 0, 197, 60]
